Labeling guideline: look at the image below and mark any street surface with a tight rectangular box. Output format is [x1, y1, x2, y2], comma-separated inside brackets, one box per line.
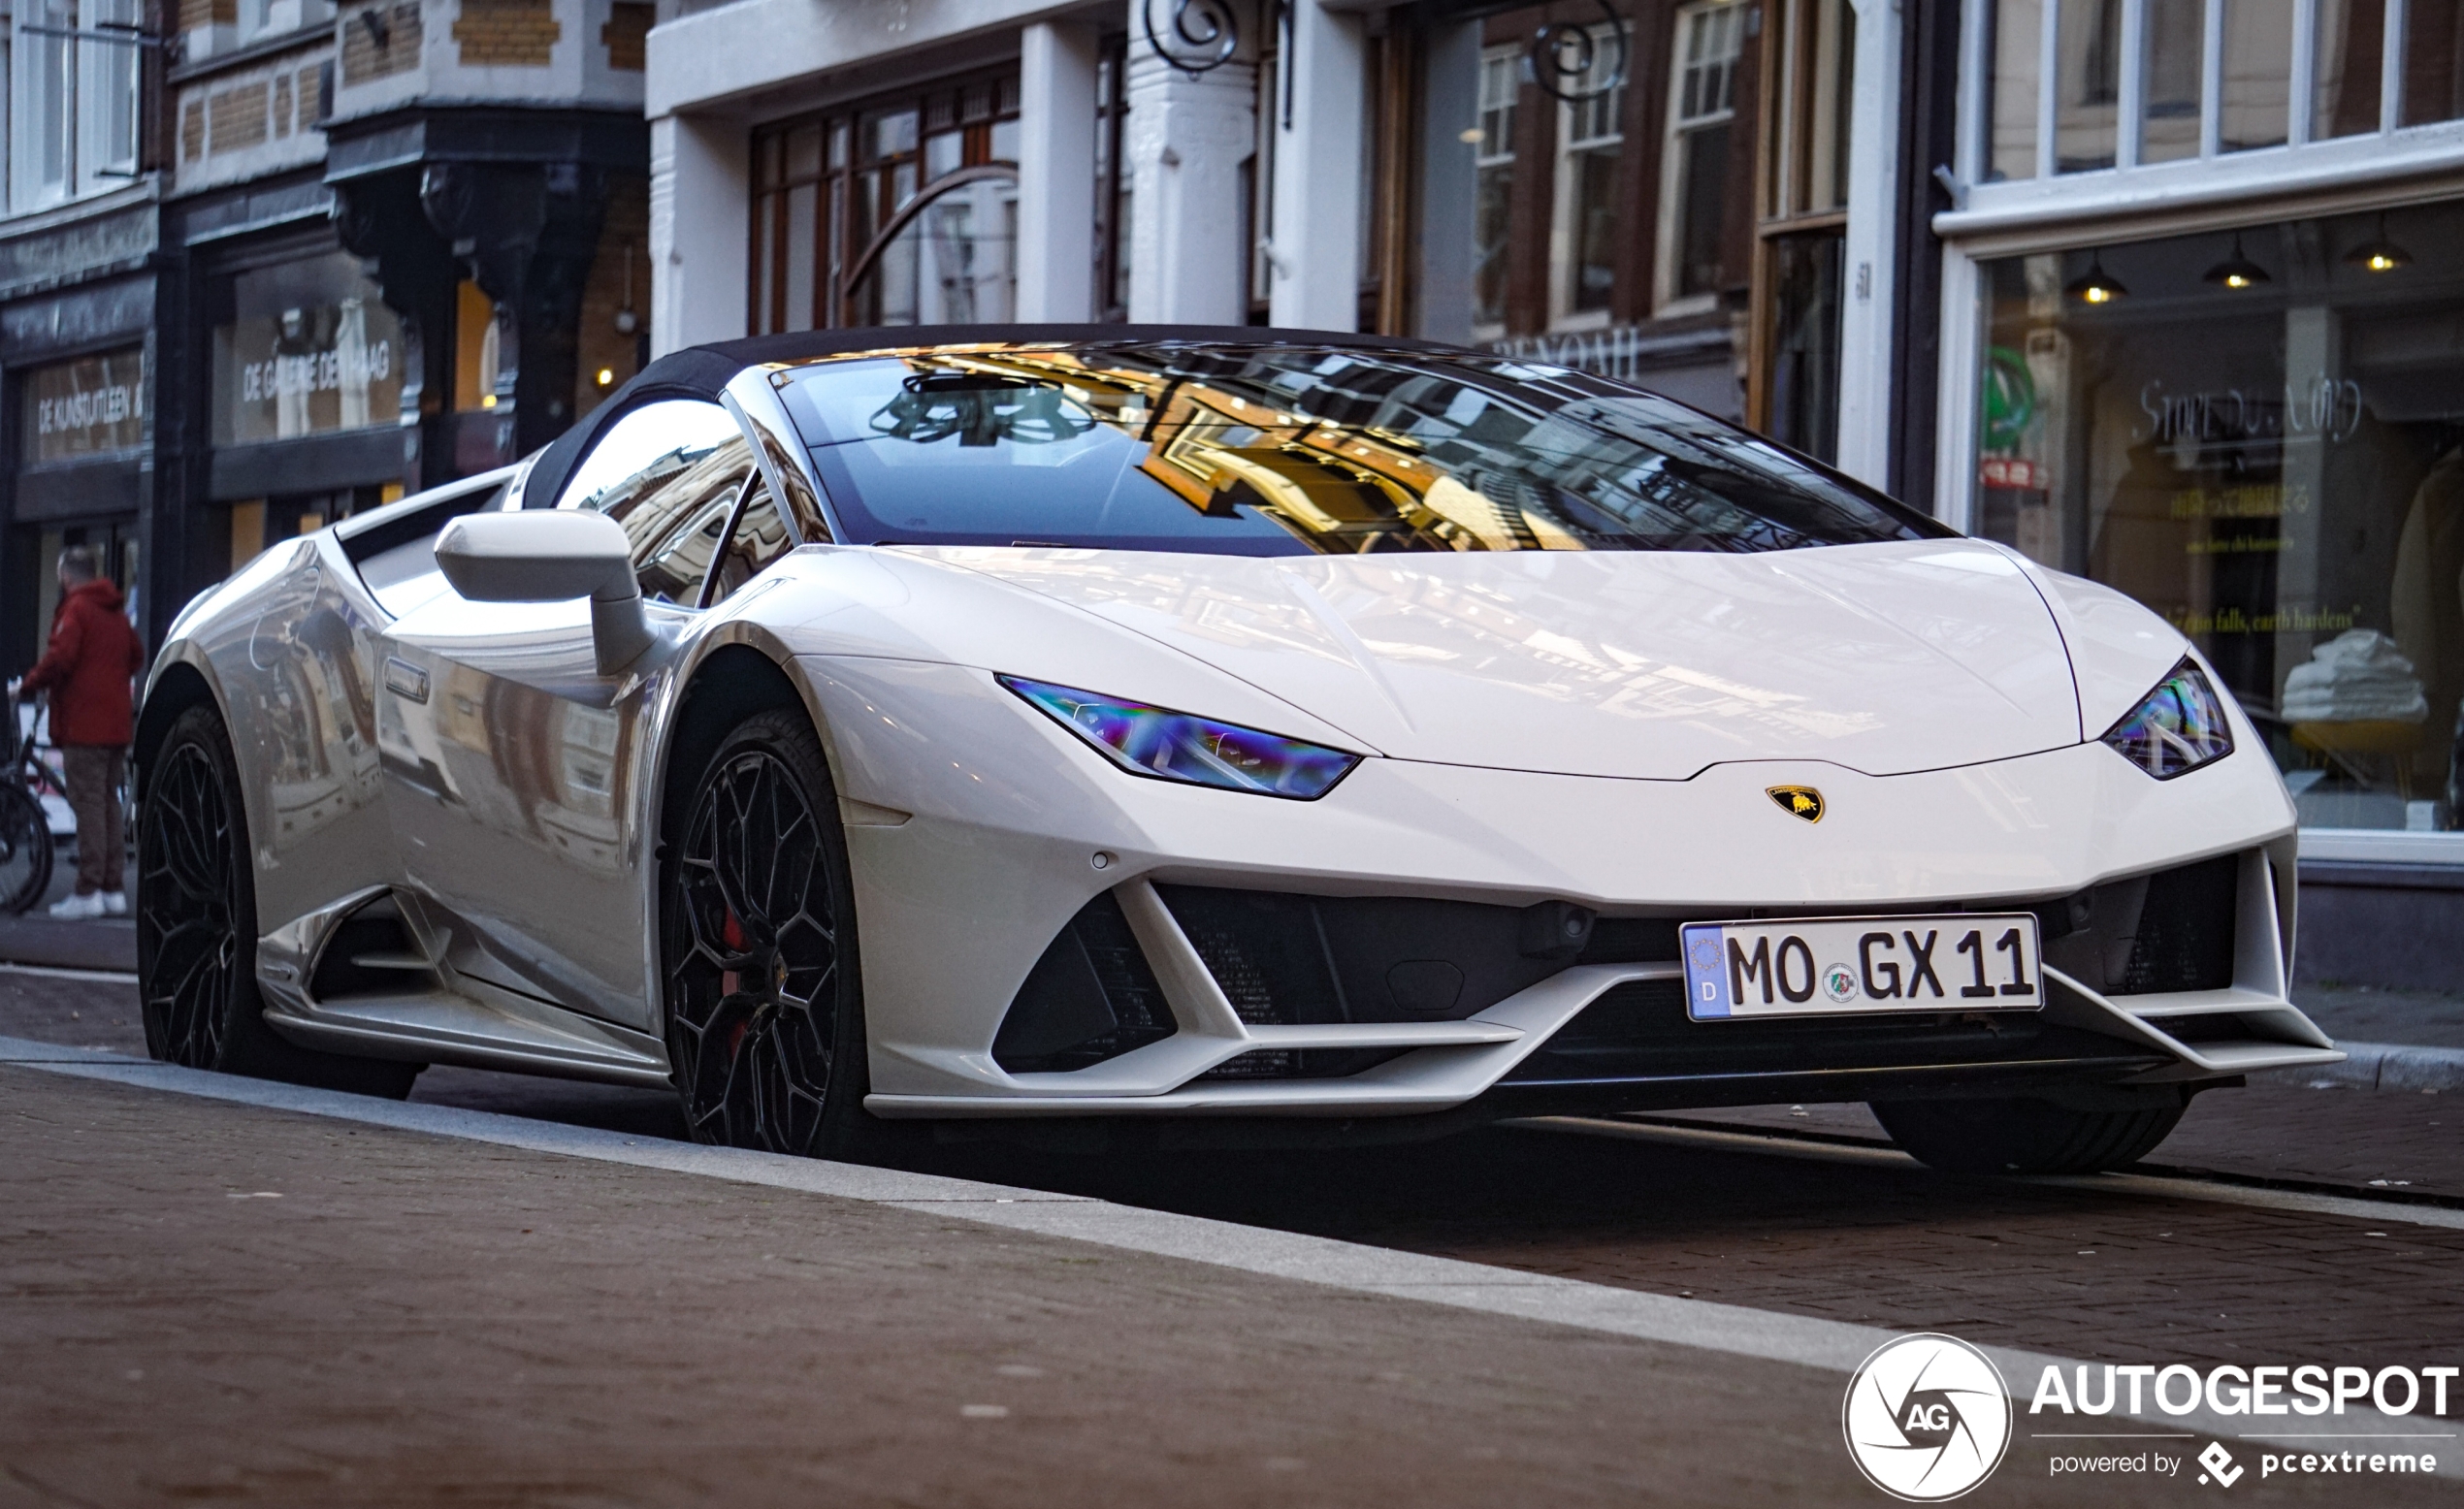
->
[4, 965, 2461, 1504]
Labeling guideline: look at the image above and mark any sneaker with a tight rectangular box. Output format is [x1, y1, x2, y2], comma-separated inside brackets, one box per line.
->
[48, 891, 105, 920]
[100, 890, 128, 916]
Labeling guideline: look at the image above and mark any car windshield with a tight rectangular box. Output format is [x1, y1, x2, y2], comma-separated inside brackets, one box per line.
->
[772, 343, 1950, 557]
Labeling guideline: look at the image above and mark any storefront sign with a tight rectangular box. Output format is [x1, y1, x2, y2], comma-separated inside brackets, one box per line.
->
[23, 349, 145, 465]
[211, 251, 404, 446]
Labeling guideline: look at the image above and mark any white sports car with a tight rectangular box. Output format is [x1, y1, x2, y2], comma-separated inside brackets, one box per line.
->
[135, 329, 2340, 1172]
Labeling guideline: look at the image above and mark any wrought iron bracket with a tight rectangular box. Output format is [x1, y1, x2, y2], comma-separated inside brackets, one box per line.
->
[1142, 0, 1240, 77]
[1526, 0, 1629, 104]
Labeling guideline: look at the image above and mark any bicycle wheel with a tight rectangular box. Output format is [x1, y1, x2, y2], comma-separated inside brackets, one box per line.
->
[0, 782, 52, 915]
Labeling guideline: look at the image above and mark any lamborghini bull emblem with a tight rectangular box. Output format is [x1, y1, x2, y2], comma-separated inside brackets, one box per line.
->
[1767, 786, 1825, 823]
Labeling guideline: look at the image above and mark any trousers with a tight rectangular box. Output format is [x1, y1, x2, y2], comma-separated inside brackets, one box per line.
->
[61, 745, 125, 895]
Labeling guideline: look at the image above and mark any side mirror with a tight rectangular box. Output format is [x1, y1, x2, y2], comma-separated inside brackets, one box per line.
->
[435, 510, 652, 676]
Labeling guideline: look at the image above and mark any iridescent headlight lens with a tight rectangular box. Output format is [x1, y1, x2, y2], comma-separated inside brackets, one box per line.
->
[2100, 657, 2235, 779]
[999, 676, 1360, 799]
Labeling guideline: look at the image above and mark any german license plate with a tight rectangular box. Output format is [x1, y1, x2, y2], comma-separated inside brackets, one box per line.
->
[1680, 915, 2044, 1020]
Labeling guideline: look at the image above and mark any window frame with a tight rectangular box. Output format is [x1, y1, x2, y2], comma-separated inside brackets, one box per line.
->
[1470, 43, 1521, 340]
[748, 68, 1023, 336]
[1546, 21, 1629, 330]
[1652, 0, 1748, 317]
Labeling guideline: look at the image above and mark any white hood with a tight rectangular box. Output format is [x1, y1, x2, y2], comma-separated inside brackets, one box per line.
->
[916, 538, 2086, 781]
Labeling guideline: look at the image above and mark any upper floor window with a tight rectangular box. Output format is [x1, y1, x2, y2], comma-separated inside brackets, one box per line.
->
[1472, 45, 1519, 333]
[1658, 1, 1745, 309]
[749, 71, 1024, 335]
[1550, 24, 1626, 323]
[1980, 0, 2459, 185]
[9, 0, 144, 211]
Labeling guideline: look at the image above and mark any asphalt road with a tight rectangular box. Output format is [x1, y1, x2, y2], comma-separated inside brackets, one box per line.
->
[4, 966, 2460, 1505]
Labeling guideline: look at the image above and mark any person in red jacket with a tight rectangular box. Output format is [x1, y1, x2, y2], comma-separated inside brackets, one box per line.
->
[7, 547, 145, 918]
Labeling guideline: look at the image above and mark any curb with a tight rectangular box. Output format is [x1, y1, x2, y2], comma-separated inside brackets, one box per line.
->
[2255, 1040, 2464, 1093]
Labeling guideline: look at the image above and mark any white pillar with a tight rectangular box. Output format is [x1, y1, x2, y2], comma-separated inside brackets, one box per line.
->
[1268, 0, 1364, 333]
[1018, 20, 1101, 322]
[649, 112, 750, 358]
[1833, 0, 1902, 489]
[1125, 48, 1254, 326]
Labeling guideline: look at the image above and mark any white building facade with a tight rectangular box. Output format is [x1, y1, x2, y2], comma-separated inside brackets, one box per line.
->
[639, 0, 1920, 481]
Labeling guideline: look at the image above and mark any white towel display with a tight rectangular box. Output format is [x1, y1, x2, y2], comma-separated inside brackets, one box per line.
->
[2281, 628, 2430, 723]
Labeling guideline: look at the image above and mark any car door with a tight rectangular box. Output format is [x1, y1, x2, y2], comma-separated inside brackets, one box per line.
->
[375, 400, 758, 1028]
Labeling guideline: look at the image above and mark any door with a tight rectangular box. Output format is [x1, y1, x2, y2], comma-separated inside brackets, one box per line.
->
[376, 399, 758, 1027]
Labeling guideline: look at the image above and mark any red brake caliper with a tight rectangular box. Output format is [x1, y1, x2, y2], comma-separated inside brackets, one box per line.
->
[722, 910, 751, 1055]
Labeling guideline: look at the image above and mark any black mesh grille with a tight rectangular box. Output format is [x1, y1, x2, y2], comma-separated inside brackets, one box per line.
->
[991, 891, 1177, 1074]
[1156, 885, 1599, 1025]
[2120, 854, 2239, 994]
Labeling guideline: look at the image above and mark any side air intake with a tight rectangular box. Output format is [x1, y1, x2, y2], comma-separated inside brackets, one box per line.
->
[991, 891, 1177, 1074]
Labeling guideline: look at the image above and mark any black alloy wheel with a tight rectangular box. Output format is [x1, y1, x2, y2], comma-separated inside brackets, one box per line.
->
[138, 704, 420, 1096]
[139, 732, 243, 1066]
[664, 708, 879, 1157]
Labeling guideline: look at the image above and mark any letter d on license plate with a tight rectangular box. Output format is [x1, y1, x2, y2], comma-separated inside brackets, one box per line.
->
[1680, 915, 2044, 1020]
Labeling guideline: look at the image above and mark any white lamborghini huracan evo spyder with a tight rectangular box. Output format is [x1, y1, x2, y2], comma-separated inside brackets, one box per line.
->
[134, 329, 2339, 1171]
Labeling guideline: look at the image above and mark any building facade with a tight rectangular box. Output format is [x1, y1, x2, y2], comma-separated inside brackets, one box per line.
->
[0, 0, 658, 669]
[0, 0, 164, 672]
[643, 0, 1922, 474]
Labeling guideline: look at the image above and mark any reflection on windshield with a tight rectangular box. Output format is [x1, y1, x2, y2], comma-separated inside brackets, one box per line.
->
[777, 344, 1948, 556]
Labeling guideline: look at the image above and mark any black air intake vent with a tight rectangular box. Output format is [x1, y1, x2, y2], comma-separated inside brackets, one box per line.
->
[992, 891, 1177, 1074]
[1155, 885, 1612, 1025]
[2119, 854, 2238, 994]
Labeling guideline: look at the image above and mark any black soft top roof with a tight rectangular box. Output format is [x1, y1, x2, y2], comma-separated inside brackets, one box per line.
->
[522, 324, 1457, 510]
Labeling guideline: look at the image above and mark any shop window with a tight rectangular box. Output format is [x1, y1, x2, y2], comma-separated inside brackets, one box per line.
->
[22, 349, 145, 465]
[1972, 203, 2464, 832]
[749, 71, 1023, 333]
[453, 280, 501, 411]
[211, 252, 404, 445]
[1657, 2, 1742, 312]
[1472, 46, 1518, 334]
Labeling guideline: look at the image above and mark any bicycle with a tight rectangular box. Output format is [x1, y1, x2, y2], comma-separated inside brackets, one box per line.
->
[2, 684, 56, 915]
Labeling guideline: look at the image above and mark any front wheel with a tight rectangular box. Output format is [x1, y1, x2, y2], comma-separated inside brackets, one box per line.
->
[0, 781, 51, 915]
[1869, 1095, 2185, 1175]
[662, 708, 897, 1159]
[137, 704, 420, 1098]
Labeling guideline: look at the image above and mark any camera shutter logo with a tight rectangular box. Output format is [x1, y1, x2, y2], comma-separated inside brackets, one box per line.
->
[1842, 1333, 2013, 1500]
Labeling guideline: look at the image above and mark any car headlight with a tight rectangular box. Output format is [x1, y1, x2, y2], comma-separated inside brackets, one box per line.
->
[2099, 657, 2234, 779]
[999, 675, 1361, 799]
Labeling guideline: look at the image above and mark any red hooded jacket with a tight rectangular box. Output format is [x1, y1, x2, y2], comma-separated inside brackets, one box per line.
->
[22, 577, 144, 747]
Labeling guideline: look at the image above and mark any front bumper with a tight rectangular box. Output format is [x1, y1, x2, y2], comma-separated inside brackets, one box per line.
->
[798, 656, 2339, 1119]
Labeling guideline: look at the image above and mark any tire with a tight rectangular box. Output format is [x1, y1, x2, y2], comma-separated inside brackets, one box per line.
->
[137, 704, 421, 1099]
[1869, 1095, 2186, 1175]
[661, 707, 901, 1160]
[0, 781, 51, 915]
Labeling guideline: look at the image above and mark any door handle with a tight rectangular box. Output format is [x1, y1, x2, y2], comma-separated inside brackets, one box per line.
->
[383, 657, 431, 704]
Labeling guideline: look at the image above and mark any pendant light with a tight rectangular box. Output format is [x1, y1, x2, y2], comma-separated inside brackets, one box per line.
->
[2064, 251, 2128, 305]
[2202, 232, 2272, 290]
[2345, 212, 2414, 273]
